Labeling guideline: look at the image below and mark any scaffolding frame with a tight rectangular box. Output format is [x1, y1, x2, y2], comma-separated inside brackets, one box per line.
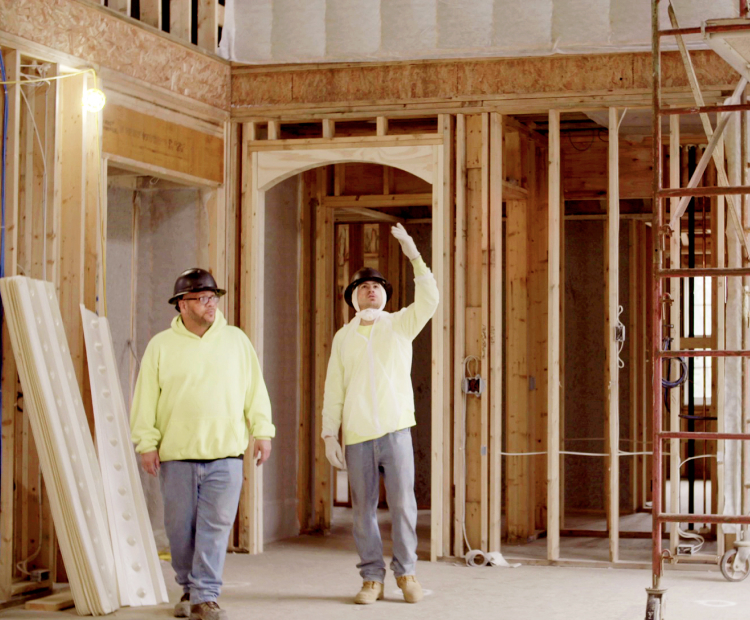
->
[650, 0, 750, 616]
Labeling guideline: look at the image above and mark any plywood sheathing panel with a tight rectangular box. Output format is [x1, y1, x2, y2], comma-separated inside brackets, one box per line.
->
[2, 0, 230, 110]
[562, 136, 652, 200]
[102, 105, 224, 184]
[231, 51, 736, 110]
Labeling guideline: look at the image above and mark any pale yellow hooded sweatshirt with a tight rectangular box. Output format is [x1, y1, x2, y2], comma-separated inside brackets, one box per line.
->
[130, 310, 274, 461]
[321, 256, 439, 445]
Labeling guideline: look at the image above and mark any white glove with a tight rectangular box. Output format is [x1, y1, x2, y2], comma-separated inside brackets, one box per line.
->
[391, 223, 420, 260]
[324, 436, 346, 470]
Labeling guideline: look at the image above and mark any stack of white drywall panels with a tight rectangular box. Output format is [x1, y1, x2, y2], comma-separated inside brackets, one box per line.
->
[0, 277, 118, 615]
[80, 306, 168, 607]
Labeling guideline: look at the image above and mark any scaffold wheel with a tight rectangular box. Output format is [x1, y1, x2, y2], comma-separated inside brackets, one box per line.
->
[720, 548, 750, 582]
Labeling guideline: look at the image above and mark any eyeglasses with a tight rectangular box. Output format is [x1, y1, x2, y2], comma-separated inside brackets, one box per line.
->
[182, 294, 220, 306]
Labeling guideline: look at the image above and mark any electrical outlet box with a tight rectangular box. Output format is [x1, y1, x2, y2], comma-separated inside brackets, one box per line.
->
[676, 544, 697, 555]
[30, 568, 50, 582]
[462, 376, 486, 396]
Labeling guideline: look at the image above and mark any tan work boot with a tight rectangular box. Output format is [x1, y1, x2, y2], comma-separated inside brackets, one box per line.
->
[189, 601, 228, 620]
[396, 575, 424, 603]
[354, 581, 384, 604]
[174, 593, 190, 617]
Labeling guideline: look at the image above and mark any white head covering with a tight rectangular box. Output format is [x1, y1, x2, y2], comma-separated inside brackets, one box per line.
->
[352, 282, 386, 322]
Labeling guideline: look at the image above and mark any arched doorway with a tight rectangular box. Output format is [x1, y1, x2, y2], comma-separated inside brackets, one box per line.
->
[241, 143, 450, 561]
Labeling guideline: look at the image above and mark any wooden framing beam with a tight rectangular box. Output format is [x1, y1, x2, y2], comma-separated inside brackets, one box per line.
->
[313, 167, 334, 531]
[668, 115, 681, 555]
[528, 131, 549, 536]
[297, 170, 315, 532]
[605, 107, 620, 562]
[197, 0, 217, 51]
[107, 0, 130, 16]
[438, 113, 453, 558]
[323, 193, 432, 209]
[238, 123, 262, 553]
[333, 207, 403, 223]
[463, 114, 487, 550]
[247, 134, 442, 152]
[429, 125, 448, 561]
[506, 194, 531, 543]
[58, 70, 88, 410]
[489, 113, 502, 551]
[376, 116, 388, 136]
[547, 109, 561, 561]
[138, 0, 161, 29]
[453, 114, 467, 557]
[0, 48, 21, 602]
[479, 114, 490, 553]
[169, 0, 191, 42]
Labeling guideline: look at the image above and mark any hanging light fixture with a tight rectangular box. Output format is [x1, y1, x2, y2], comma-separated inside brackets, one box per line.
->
[82, 88, 106, 112]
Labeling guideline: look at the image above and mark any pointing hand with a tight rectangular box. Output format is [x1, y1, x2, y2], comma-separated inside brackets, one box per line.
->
[391, 223, 420, 260]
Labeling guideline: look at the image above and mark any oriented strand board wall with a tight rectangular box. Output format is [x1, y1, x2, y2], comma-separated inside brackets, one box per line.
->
[103, 105, 224, 184]
[562, 136, 653, 200]
[2, 0, 230, 109]
[231, 51, 737, 111]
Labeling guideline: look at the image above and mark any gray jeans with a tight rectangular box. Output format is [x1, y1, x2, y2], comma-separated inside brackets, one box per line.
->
[160, 458, 244, 604]
[345, 428, 418, 582]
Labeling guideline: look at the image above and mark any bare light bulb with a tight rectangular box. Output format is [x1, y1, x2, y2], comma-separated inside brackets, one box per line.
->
[83, 88, 106, 112]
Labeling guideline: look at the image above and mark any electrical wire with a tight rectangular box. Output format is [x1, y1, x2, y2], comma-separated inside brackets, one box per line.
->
[616, 305, 626, 369]
[0, 68, 97, 87]
[460, 355, 481, 553]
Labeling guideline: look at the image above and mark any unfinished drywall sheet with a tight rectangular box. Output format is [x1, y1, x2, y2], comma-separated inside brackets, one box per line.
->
[138, 187, 204, 550]
[403, 224, 432, 509]
[107, 185, 203, 551]
[263, 176, 301, 543]
[564, 220, 606, 514]
[136, 188, 205, 359]
[564, 220, 633, 517]
[220, 0, 737, 63]
[106, 185, 136, 404]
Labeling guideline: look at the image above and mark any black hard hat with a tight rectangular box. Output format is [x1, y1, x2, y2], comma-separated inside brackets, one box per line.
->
[344, 267, 393, 309]
[168, 268, 226, 306]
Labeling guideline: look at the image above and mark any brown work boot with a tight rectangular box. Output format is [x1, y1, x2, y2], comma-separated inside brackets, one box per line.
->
[174, 593, 190, 617]
[189, 601, 228, 620]
[354, 581, 384, 604]
[396, 575, 424, 603]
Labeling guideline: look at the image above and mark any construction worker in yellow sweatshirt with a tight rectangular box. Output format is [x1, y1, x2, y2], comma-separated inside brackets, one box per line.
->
[321, 223, 439, 605]
[131, 268, 274, 620]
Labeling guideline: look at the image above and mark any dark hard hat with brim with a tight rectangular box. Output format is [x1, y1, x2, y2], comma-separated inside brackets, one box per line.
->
[344, 267, 393, 309]
[169, 268, 226, 305]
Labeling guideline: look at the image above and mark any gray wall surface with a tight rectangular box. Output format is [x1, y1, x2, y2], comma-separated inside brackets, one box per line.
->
[262, 176, 301, 543]
[107, 183, 204, 551]
[563, 220, 632, 516]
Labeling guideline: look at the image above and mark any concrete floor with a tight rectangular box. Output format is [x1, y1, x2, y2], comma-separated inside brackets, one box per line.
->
[2, 507, 747, 620]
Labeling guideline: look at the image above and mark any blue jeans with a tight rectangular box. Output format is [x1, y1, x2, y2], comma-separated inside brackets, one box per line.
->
[345, 428, 418, 582]
[160, 458, 243, 604]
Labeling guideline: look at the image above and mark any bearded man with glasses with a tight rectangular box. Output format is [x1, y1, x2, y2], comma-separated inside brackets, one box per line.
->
[131, 268, 274, 620]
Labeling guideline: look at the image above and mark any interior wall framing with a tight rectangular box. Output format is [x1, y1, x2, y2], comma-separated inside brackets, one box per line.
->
[0, 27, 230, 602]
